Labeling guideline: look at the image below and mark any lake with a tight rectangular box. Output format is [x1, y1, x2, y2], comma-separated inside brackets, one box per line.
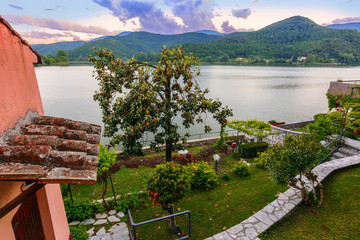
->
[35, 65, 360, 143]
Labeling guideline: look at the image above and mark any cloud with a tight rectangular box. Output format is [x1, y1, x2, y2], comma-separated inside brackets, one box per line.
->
[221, 21, 236, 33]
[253, 0, 261, 2]
[8, 4, 23, 10]
[3, 14, 116, 35]
[93, 0, 182, 34]
[232, 8, 252, 19]
[331, 16, 360, 24]
[44, 5, 66, 11]
[92, 0, 217, 33]
[236, 27, 255, 32]
[172, 0, 216, 31]
[21, 31, 82, 41]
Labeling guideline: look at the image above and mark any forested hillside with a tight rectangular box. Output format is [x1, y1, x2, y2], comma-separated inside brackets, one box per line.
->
[183, 16, 360, 64]
[67, 32, 224, 61]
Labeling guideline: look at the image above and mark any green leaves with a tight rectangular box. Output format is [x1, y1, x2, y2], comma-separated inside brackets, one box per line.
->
[97, 144, 117, 176]
[89, 46, 233, 160]
[227, 119, 272, 139]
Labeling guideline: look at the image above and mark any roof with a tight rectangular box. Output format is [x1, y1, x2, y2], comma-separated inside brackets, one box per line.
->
[0, 116, 101, 184]
[0, 15, 42, 64]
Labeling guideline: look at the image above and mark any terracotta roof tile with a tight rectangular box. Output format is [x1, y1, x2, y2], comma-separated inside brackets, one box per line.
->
[0, 116, 101, 184]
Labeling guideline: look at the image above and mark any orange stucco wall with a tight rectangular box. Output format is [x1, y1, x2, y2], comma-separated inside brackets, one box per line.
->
[0, 23, 44, 137]
[0, 181, 24, 239]
[36, 184, 70, 240]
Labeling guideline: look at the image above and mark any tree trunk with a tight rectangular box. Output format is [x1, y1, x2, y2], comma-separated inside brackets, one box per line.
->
[167, 204, 180, 234]
[165, 76, 172, 162]
[101, 176, 108, 209]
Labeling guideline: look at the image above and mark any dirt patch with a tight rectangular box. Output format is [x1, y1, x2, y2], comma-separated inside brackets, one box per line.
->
[112, 145, 232, 171]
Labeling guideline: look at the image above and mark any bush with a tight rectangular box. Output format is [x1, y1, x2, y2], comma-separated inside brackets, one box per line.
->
[235, 141, 268, 158]
[69, 226, 89, 240]
[116, 192, 146, 213]
[146, 162, 191, 207]
[254, 151, 272, 170]
[343, 131, 359, 140]
[307, 112, 343, 140]
[233, 161, 250, 177]
[64, 199, 93, 222]
[187, 162, 218, 189]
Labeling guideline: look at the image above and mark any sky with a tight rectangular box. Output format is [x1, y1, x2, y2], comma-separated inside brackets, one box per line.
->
[1, 0, 360, 44]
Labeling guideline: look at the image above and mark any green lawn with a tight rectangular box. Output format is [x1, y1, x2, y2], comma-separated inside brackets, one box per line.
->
[260, 165, 360, 240]
[128, 157, 288, 240]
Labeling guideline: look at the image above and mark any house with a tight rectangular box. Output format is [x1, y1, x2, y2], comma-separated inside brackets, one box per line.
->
[297, 56, 307, 62]
[0, 16, 100, 239]
[235, 57, 244, 61]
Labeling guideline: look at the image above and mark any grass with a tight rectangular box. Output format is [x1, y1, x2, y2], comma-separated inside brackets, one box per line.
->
[128, 157, 288, 240]
[260, 165, 360, 240]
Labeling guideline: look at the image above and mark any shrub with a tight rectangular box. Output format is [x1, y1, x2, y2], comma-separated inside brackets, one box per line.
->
[69, 226, 89, 240]
[187, 162, 218, 189]
[343, 131, 359, 140]
[221, 173, 231, 181]
[146, 162, 192, 232]
[64, 199, 93, 222]
[146, 162, 191, 207]
[236, 141, 268, 158]
[233, 161, 250, 177]
[307, 112, 343, 140]
[116, 192, 146, 213]
[254, 151, 272, 170]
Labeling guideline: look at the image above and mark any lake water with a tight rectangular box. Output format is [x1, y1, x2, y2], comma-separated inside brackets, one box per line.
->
[35, 65, 360, 143]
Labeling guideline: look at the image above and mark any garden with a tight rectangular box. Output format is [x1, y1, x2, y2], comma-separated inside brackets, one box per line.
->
[65, 46, 360, 239]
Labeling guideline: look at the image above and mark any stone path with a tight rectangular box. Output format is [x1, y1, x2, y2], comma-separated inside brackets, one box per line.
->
[205, 152, 360, 239]
[69, 210, 130, 240]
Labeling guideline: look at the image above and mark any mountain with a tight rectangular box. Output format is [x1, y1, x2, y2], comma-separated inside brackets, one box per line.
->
[326, 22, 360, 32]
[67, 31, 224, 61]
[182, 16, 360, 64]
[32, 41, 85, 55]
[195, 30, 226, 35]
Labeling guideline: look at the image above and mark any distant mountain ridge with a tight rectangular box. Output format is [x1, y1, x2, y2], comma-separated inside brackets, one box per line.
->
[32, 41, 85, 55]
[182, 16, 360, 64]
[326, 22, 360, 32]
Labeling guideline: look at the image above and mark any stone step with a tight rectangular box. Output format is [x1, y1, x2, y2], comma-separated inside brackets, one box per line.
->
[343, 137, 360, 151]
[333, 152, 347, 159]
[339, 147, 359, 156]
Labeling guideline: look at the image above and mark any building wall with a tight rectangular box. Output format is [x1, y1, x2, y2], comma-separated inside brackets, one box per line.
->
[0, 181, 24, 239]
[0, 22, 43, 137]
[36, 184, 70, 240]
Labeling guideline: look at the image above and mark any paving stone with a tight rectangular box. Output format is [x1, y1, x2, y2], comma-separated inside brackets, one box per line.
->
[277, 193, 289, 201]
[284, 188, 296, 197]
[94, 219, 108, 225]
[253, 211, 273, 226]
[117, 211, 125, 218]
[109, 222, 127, 232]
[108, 210, 117, 215]
[244, 227, 258, 239]
[95, 213, 108, 219]
[274, 210, 286, 220]
[239, 237, 250, 240]
[263, 204, 274, 214]
[101, 235, 111, 240]
[237, 232, 245, 237]
[244, 224, 253, 228]
[268, 214, 278, 222]
[204, 238, 214, 240]
[111, 231, 130, 240]
[80, 218, 95, 225]
[229, 233, 237, 239]
[227, 224, 244, 235]
[254, 222, 269, 233]
[213, 231, 233, 240]
[87, 227, 95, 236]
[69, 221, 80, 226]
[90, 236, 101, 240]
[270, 200, 280, 209]
[108, 215, 120, 223]
[96, 227, 106, 236]
[283, 202, 296, 211]
[246, 216, 258, 223]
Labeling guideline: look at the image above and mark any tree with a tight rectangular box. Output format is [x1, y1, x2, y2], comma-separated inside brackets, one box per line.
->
[97, 144, 117, 208]
[89, 46, 232, 161]
[262, 134, 324, 206]
[146, 162, 191, 233]
[56, 49, 69, 64]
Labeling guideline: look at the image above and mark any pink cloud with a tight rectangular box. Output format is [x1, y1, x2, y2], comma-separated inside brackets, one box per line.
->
[3, 14, 116, 35]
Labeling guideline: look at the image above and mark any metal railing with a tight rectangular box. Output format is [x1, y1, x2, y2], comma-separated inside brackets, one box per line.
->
[128, 209, 191, 240]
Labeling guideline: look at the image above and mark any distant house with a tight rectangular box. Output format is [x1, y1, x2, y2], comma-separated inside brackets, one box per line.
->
[297, 56, 307, 62]
[0, 16, 100, 239]
[236, 57, 244, 61]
